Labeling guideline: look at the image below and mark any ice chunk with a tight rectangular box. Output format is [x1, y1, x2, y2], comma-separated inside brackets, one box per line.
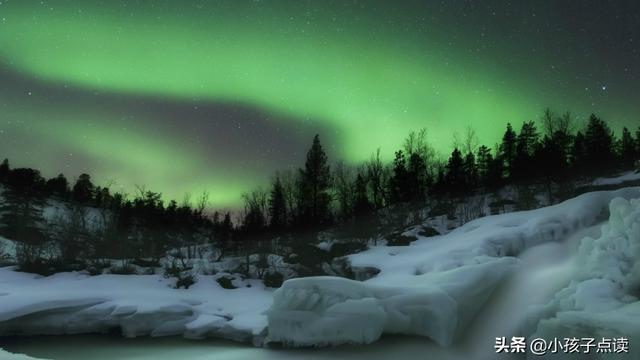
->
[267, 257, 517, 347]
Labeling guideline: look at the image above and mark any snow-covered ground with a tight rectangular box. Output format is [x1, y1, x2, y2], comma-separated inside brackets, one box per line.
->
[1, 187, 640, 359]
[0, 270, 273, 344]
[267, 187, 640, 348]
[593, 171, 640, 186]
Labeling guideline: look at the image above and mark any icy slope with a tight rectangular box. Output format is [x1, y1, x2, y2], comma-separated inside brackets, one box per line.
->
[528, 197, 640, 359]
[267, 187, 640, 347]
[0, 271, 273, 344]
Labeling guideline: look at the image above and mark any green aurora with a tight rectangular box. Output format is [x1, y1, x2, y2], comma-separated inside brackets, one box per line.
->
[0, 0, 638, 207]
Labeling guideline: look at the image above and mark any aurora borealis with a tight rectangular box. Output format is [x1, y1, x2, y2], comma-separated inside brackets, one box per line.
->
[0, 1, 638, 208]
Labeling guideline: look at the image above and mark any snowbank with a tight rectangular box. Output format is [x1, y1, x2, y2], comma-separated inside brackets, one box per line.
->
[0, 349, 45, 360]
[528, 196, 640, 358]
[593, 171, 640, 186]
[267, 188, 640, 347]
[0, 270, 273, 345]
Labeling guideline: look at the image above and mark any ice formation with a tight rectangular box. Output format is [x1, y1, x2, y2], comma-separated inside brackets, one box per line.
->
[528, 197, 640, 358]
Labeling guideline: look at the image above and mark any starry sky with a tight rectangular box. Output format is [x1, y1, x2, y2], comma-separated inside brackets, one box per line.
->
[0, 0, 638, 208]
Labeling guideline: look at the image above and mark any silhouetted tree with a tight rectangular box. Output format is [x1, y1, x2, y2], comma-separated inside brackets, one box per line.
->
[0, 168, 48, 270]
[388, 150, 408, 203]
[583, 114, 615, 173]
[406, 152, 428, 201]
[366, 148, 385, 209]
[242, 189, 267, 233]
[499, 123, 517, 179]
[298, 135, 331, 226]
[0, 159, 9, 184]
[353, 171, 372, 215]
[269, 176, 287, 230]
[512, 121, 539, 180]
[445, 148, 466, 196]
[72, 174, 94, 204]
[620, 127, 636, 167]
[571, 131, 588, 174]
[476, 145, 493, 186]
[45, 174, 69, 197]
[463, 151, 479, 190]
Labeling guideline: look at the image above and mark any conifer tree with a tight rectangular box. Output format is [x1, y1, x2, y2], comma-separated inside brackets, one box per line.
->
[298, 135, 331, 226]
[0, 159, 9, 184]
[463, 151, 479, 190]
[620, 127, 636, 167]
[499, 123, 517, 179]
[406, 152, 428, 201]
[445, 148, 466, 196]
[571, 131, 588, 173]
[269, 176, 287, 230]
[583, 114, 615, 172]
[513, 121, 539, 180]
[72, 174, 95, 204]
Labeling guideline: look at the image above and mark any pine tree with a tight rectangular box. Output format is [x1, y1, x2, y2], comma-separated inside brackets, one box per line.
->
[0, 159, 9, 184]
[72, 174, 95, 204]
[477, 145, 492, 180]
[269, 176, 287, 230]
[512, 121, 539, 180]
[298, 135, 332, 226]
[406, 152, 428, 201]
[446, 148, 466, 196]
[463, 151, 479, 190]
[571, 131, 588, 173]
[620, 127, 636, 167]
[499, 123, 517, 179]
[583, 114, 615, 172]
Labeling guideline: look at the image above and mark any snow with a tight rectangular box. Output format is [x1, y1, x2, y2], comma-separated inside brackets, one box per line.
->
[2, 187, 640, 351]
[0, 269, 273, 345]
[267, 187, 640, 347]
[528, 196, 640, 357]
[593, 171, 640, 186]
[0, 349, 45, 360]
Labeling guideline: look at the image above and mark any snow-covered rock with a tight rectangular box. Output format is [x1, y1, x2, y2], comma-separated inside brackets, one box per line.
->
[267, 188, 640, 347]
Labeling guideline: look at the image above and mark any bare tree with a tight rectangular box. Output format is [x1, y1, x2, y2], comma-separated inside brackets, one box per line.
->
[333, 160, 354, 219]
[541, 108, 574, 138]
[366, 148, 385, 209]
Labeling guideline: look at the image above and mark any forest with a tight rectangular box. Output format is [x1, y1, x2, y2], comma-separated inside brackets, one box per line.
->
[1, 109, 639, 286]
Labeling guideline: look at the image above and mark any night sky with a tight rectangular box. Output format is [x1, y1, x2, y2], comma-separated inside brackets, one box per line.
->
[0, 0, 638, 208]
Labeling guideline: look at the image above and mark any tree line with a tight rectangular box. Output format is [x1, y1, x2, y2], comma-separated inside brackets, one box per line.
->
[0, 109, 639, 276]
[239, 110, 640, 235]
